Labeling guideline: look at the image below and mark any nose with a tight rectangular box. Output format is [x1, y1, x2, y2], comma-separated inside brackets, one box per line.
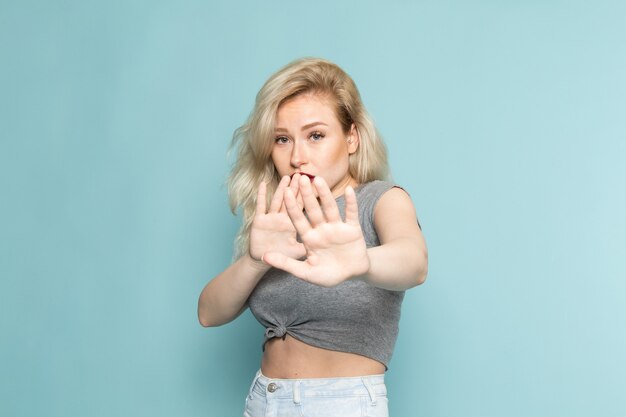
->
[290, 140, 308, 168]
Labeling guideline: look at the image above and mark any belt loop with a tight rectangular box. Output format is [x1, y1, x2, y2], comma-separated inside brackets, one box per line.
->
[362, 377, 377, 405]
[293, 380, 301, 404]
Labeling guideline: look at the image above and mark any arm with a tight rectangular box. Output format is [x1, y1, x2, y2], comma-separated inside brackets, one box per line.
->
[197, 175, 306, 327]
[262, 177, 428, 290]
[197, 254, 270, 327]
[359, 187, 428, 291]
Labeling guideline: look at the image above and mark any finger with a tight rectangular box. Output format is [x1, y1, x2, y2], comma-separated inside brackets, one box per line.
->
[295, 188, 304, 211]
[255, 181, 267, 216]
[300, 175, 325, 226]
[269, 176, 290, 213]
[314, 176, 341, 223]
[344, 185, 360, 225]
[282, 190, 304, 213]
[282, 173, 302, 212]
[263, 251, 310, 280]
[284, 187, 312, 235]
[289, 173, 301, 194]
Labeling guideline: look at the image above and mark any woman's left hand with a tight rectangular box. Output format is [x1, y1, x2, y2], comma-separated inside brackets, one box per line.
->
[262, 175, 370, 287]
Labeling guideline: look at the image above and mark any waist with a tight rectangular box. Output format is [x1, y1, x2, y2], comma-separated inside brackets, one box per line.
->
[249, 369, 387, 400]
[261, 335, 386, 378]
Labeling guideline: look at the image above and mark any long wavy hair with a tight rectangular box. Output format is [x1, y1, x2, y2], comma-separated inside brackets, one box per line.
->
[227, 57, 390, 258]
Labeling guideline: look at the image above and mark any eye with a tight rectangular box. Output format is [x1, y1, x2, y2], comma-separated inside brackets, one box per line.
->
[274, 136, 290, 144]
[309, 131, 325, 141]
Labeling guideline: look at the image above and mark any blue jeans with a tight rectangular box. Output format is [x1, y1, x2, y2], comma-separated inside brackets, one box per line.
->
[243, 370, 389, 417]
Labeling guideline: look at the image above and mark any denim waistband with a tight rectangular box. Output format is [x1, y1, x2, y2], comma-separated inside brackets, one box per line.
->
[247, 370, 387, 405]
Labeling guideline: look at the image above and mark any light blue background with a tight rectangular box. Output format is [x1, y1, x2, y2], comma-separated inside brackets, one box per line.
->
[1, 1, 625, 416]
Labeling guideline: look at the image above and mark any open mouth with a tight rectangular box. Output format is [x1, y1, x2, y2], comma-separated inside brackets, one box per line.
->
[290, 172, 315, 181]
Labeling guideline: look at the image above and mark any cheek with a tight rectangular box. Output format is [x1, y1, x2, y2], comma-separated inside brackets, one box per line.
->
[329, 145, 350, 166]
[270, 150, 287, 173]
[270, 148, 280, 165]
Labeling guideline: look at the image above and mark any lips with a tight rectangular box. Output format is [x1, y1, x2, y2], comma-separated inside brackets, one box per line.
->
[290, 172, 315, 181]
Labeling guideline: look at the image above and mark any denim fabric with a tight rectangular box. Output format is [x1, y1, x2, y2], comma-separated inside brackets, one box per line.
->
[243, 370, 389, 417]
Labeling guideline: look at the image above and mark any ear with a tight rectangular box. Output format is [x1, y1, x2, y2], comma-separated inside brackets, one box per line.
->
[347, 124, 360, 154]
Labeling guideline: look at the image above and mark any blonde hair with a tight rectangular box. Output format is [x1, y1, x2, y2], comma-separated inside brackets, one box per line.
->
[227, 57, 390, 258]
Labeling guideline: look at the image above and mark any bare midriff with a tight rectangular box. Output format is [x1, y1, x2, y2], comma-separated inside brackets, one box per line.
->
[261, 335, 385, 379]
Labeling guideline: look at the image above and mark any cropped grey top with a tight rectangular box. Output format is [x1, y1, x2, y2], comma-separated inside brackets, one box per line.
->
[247, 180, 406, 369]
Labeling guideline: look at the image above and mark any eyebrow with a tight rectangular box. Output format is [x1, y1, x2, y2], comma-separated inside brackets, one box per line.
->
[275, 121, 328, 133]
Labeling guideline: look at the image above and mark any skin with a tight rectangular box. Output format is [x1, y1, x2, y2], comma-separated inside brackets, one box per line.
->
[271, 93, 359, 199]
[197, 93, 428, 378]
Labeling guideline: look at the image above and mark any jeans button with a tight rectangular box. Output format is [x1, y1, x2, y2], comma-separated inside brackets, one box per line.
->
[267, 382, 278, 393]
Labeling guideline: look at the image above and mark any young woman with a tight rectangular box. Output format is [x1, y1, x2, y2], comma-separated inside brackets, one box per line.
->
[198, 57, 428, 416]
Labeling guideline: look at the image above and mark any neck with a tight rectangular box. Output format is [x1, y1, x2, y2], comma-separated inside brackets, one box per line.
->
[331, 175, 358, 198]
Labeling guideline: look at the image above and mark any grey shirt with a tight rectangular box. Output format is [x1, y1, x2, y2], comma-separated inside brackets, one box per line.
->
[247, 180, 405, 369]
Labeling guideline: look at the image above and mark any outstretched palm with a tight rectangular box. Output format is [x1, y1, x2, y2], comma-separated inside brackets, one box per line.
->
[249, 175, 306, 262]
[262, 176, 370, 287]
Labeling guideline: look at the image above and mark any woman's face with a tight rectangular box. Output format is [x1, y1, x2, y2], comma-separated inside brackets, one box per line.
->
[271, 93, 359, 198]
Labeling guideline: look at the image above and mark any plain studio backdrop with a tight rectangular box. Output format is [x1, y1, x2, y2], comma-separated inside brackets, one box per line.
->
[1, 1, 624, 416]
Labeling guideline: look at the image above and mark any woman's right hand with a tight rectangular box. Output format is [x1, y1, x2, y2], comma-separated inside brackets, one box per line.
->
[248, 174, 306, 263]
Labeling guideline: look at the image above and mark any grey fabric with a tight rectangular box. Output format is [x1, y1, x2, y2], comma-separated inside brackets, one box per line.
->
[247, 180, 405, 369]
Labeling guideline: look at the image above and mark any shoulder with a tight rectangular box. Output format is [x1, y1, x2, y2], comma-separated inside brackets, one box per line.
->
[368, 182, 423, 244]
[367, 181, 415, 220]
[356, 180, 413, 215]
[353, 181, 396, 225]
[354, 180, 400, 216]
[356, 180, 397, 201]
